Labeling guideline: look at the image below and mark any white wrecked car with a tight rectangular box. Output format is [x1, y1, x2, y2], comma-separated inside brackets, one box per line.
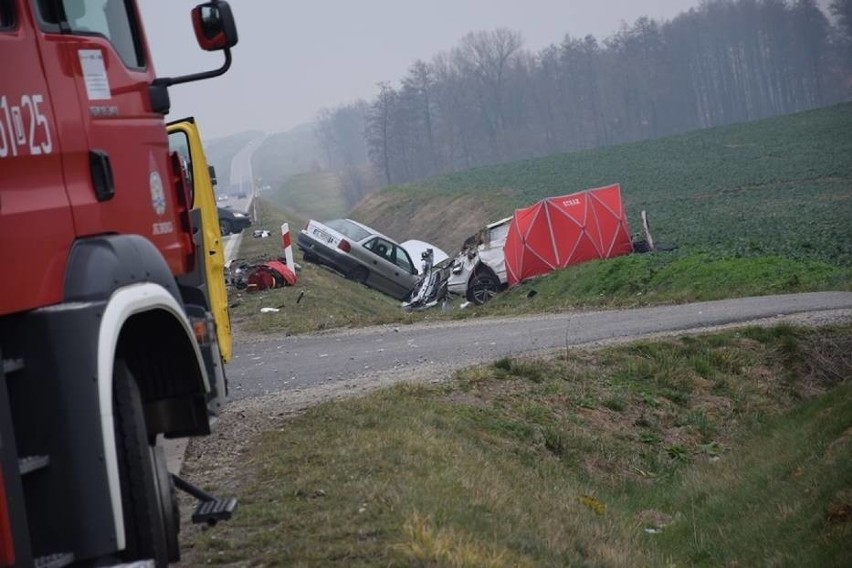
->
[400, 239, 449, 274]
[446, 216, 513, 305]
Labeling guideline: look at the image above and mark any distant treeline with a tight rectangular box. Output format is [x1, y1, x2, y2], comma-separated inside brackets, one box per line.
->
[314, 0, 852, 187]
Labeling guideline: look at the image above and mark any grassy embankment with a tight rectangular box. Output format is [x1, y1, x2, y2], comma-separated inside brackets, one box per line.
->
[231, 103, 851, 335]
[227, 198, 410, 335]
[182, 324, 852, 566]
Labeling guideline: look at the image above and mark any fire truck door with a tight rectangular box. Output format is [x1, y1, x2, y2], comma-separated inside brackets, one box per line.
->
[32, 0, 189, 274]
[0, 5, 74, 315]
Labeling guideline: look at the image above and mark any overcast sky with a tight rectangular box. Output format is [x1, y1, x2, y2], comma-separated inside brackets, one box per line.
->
[139, 1, 832, 140]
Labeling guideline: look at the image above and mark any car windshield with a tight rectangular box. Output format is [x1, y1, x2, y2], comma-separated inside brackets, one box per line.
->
[326, 219, 372, 242]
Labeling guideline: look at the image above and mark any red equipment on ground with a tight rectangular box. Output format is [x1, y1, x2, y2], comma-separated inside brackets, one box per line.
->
[246, 261, 297, 292]
[503, 184, 634, 286]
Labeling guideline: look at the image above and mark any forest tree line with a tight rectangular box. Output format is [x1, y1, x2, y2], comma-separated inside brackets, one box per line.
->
[313, 0, 852, 188]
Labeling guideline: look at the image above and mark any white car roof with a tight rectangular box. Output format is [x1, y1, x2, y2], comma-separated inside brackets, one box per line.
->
[400, 240, 450, 273]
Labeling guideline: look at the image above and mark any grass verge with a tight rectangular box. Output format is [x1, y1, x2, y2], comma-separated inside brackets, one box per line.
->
[180, 324, 852, 566]
[232, 201, 851, 336]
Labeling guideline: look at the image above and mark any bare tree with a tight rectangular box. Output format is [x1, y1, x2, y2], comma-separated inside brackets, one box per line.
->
[359, 1, 849, 188]
[365, 83, 398, 186]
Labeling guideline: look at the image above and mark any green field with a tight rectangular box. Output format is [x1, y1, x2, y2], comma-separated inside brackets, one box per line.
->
[354, 102, 852, 266]
[241, 104, 852, 335]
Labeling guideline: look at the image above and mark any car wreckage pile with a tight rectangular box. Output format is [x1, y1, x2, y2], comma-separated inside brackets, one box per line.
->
[233, 183, 657, 310]
[405, 183, 653, 310]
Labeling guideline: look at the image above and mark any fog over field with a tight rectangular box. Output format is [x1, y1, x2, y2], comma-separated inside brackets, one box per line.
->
[140, 1, 744, 138]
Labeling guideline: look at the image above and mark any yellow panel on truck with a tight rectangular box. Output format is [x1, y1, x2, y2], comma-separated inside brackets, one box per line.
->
[168, 119, 233, 363]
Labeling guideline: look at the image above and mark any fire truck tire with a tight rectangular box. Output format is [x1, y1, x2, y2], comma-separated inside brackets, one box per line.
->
[113, 360, 168, 567]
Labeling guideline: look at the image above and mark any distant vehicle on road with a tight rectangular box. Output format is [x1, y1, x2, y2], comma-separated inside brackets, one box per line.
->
[298, 219, 420, 300]
[218, 207, 252, 236]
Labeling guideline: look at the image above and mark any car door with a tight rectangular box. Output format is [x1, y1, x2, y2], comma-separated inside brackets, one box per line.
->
[358, 237, 418, 300]
[167, 119, 231, 362]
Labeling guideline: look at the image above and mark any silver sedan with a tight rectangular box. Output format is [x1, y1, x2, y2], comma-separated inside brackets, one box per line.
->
[297, 218, 420, 300]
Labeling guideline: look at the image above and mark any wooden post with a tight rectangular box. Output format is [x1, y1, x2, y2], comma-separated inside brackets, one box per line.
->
[640, 210, 655, 252]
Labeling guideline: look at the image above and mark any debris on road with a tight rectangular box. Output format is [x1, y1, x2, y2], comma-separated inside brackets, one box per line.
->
[402, 248, 450, 311]
[228, 259, 298, 292]
[246, 260, 297, 292]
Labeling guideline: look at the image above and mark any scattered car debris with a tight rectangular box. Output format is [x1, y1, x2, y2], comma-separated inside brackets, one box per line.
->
[253, 229, 272, 238]
[402, 248, 451, 311]
[246, 260, 297, 292]
[260, 307, 280, 313]
[227, 258, 297, 292]
[399, 240, 449, 274]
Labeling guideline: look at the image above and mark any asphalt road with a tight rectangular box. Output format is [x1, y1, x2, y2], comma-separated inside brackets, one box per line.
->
[226, 291, 852, 400]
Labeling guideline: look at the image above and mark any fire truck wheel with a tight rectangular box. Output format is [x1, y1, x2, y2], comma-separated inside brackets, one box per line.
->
[113, 360, 168, 567]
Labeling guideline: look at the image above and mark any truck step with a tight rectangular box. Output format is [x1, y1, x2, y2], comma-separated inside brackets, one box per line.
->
[191, 497, 238, 526]
[172, 473, 238, 526]
[19, 454, 50, 475]
[34, 552, 75, 568]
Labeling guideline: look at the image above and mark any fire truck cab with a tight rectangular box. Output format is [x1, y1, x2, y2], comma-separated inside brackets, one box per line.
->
[0, 1, 239, 566]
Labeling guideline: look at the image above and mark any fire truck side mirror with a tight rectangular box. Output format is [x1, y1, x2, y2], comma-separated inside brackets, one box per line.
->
[192, 1, 238, 51]
[151, 0, 238, 97]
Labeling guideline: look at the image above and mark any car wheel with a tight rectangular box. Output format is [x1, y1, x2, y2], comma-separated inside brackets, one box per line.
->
[467, 271, 500, 305]
[348, 266, 369, 284]
[220, 219, 233, 236]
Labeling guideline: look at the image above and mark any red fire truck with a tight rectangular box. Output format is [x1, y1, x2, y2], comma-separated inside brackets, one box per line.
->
[1, 1, 239, 566]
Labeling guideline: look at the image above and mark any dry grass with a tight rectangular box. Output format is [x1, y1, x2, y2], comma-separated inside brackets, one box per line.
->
[179, 325, 852, 566]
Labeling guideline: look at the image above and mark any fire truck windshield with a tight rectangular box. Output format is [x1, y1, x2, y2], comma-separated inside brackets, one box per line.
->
[41, 0, 144, 68]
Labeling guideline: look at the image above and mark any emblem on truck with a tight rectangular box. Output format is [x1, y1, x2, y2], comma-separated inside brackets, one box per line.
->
[150, 170, 166, 215]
